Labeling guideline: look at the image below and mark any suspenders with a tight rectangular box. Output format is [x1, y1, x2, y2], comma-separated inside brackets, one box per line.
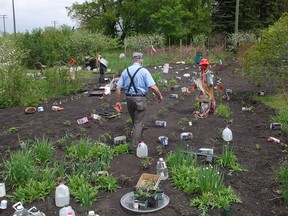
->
[127, 67, 142, 94]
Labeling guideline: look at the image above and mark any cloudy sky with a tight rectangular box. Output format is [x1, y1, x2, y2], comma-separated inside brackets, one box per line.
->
[0, 0, 86, 34]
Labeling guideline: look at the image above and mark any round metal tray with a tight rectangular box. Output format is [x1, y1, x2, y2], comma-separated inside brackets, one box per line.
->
[120, 192, 170, 213]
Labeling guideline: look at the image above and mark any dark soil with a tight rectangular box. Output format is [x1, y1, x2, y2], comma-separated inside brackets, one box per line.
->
[1, 60, 288, 216]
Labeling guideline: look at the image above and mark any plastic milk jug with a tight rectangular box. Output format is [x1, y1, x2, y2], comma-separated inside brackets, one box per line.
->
[55, 182, 70, 207]
[222, 126, 233, 142]
[136, 141, 148, 158]
[59, 206, 75, 216]
[12, 202, 29, 216]
[156, 158, 169, 180]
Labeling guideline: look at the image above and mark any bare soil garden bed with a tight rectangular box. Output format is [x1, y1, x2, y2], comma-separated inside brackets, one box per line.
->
[0, 59, 287, 216]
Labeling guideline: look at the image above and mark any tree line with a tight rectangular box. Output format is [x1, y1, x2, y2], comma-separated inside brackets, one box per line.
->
[67, 0, 288, 43]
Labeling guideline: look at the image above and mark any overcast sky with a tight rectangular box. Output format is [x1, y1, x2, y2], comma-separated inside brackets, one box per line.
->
[0, 0, 86, 34]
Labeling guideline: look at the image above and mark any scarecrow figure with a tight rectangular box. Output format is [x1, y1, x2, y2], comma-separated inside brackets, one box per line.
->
[192, 58, 216, 118]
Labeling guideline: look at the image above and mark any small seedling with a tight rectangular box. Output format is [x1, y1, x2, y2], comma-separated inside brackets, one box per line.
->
[255, 144, 261, 150]
[157, 145, 164, 156]
[141, 156, 154, 170]
[8, 127, 19, 133]
[63, 120, 72, 126]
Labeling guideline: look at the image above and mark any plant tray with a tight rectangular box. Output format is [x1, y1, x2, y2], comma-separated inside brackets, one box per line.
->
[136, 173, 160, 190]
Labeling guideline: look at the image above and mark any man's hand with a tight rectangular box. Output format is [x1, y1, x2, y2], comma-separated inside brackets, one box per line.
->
[114, 102, 122, 113]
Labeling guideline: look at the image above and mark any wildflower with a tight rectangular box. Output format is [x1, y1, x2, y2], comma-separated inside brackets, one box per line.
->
[219, 85, 223, 91]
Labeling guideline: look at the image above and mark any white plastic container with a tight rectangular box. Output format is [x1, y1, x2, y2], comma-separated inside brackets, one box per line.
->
[59, 206, 75, 216]
[114, 136, 126, 145]
[162, 63, 169, 73]
[180, 132, 193, 140]
[222, 126, 233, 142]
[156, 158, 169, 180]
[55, 183, 70, 207]
[136, 141, 148, 158]
[88, 211, 99, 216]
[198, 148, 214, 155]
[0, 182, 6, 197]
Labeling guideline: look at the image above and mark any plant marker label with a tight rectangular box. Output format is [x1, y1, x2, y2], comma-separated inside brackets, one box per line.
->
[77, 117, 88, 124]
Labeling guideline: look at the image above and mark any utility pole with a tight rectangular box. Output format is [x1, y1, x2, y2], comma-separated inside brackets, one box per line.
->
[52, 20, 58, 29]
[12, 0, 17, 37]
[0, 15, 7, 38]
[235, 0, 240, 33]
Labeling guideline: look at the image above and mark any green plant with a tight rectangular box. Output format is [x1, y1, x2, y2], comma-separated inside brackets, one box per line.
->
[97, 132, 111, 143]
[255, 144, 261, 150]
[33, 137, 54, 164]
[112, 143, 129, 156]
[3, 150, 36, 188]
[216, 144, 246, 173]
[95, 174, 118, 192]
[272, 109, 288, 135]
[11, 167, 56, 203]
[63, 120, 72, 126]
[7, 127, 19, 133]
[169, 78, 178, 86]
[141, 157, 154, 169]
[193, 102, 200, 109]
[190, 187, 242, 215]
[156, 145, 164, 156]
[67, 137, 92, 161]
[68, 174, 98, 205]
[217, 104, 231, 119]
[54, 159, 66, 182]
[197, 164, 224, 193]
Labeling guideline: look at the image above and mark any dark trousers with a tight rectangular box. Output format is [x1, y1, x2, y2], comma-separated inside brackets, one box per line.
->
[126, 96, 147, 149]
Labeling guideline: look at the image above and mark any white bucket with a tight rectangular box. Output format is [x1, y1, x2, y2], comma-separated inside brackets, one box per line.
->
[55, 183, 70, 207]
[162, 63, 169, 73]
[0, 183, 6, 197]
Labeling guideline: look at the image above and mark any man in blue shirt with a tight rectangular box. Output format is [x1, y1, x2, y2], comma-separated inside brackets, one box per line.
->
[114, 52, 163, 153]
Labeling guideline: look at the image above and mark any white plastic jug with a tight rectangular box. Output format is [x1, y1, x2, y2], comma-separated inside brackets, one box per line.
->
[136, 141, 148, 158]
[222, 126, 233, 142]
[55, 183, 70, 207]
[59, 206, 75, 216]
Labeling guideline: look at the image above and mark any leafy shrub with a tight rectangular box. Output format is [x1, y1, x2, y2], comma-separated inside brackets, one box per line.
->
[124, 34, 165, 52]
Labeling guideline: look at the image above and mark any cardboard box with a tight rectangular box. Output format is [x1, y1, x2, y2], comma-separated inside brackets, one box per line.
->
[136, 173, 160, 190]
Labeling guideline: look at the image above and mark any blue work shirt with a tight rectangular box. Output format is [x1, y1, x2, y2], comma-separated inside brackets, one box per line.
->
[116, 62, 156, 95]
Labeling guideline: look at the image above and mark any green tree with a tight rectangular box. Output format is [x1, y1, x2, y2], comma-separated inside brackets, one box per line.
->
[212, 0, 287, 34]
[67, 0, 213, 43]
[244, 13, 288, 84]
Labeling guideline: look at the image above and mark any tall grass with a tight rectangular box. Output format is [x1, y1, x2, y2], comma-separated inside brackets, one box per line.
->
[33, 137, 54, 164]
[277, 163, 288, 203]
[216, 144, 245, 172]
[3, 150, 36, 188]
